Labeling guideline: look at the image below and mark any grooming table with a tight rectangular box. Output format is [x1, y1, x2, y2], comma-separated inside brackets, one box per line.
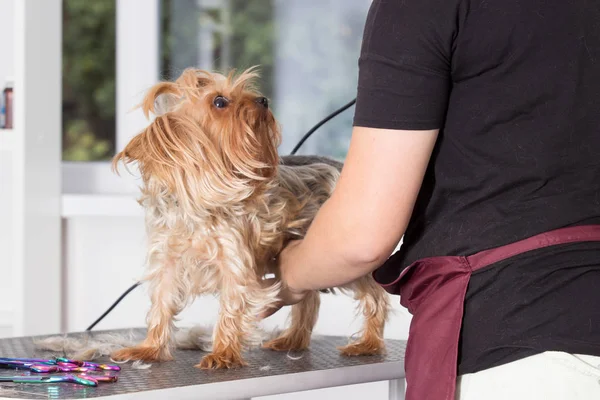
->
[0, 329, 406, 400]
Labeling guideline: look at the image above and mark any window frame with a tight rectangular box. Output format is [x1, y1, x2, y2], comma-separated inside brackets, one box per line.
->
[62, 0, 159, 200]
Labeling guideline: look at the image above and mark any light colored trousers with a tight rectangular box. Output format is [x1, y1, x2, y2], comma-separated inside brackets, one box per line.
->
[456, 352, 600, 399]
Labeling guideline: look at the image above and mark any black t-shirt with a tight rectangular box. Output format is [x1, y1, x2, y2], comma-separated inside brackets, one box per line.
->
[353, 0, 600, 374]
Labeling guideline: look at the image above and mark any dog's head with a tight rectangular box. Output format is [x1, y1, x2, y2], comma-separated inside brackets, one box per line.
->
[112, 67, 281, 208]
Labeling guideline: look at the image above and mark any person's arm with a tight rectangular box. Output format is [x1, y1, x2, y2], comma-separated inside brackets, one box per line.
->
[261, 0, 457, 315]
[278, 125, 437, 293]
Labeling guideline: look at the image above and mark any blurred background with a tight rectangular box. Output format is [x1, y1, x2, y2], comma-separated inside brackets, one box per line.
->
[0, 1, 409, 399]
[62, 0, 366, 161]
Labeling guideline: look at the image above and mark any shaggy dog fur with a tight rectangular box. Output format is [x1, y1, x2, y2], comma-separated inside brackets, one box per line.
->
[107, 67, 390, 369]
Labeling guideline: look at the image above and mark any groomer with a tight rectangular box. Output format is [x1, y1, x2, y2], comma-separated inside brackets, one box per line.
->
[263, 1, 600, 399]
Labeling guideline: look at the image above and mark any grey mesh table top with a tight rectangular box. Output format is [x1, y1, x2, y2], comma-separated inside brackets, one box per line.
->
[0, 329, 406, 400]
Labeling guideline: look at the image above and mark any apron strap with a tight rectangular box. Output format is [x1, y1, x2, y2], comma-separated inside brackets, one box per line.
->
[388, 224, 600, 400]
[467, 225, 600, 270]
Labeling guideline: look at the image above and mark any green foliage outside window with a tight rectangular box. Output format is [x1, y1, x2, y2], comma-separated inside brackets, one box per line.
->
[62, 0, 116, 161]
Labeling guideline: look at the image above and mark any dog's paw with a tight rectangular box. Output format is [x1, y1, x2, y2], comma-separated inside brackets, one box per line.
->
[262, 335, 309, 352]
[338, 340, 385, 357]
[110, 346, 173, 363]
[195, 350, 247, 370]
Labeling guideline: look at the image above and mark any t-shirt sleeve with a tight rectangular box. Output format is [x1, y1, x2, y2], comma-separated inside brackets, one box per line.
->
[353, 0, 457, 130]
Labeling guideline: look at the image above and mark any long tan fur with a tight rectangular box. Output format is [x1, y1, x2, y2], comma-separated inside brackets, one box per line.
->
[110, 67, 390, 369]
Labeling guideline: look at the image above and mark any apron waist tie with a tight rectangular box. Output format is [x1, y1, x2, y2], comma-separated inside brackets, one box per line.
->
[374, 225, 600, 400]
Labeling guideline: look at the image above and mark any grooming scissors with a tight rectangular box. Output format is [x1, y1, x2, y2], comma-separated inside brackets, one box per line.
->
[0, 357, 120, 372]
[0, 374, 98, 387]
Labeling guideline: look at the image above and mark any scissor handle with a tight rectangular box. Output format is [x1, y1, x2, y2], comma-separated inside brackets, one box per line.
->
[88, 362, 121, 371]
[57, 357, 121, 371]
[79, 373, 119, 383]
[29, 364, 59, 373]
[66, 374, 99, 386]
[0, 361, 38, 370]
[0, 357, 50, 364]
[0, 375, 98, 387]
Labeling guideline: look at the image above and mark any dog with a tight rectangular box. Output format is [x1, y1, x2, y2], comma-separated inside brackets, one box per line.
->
[110, 67, 390, 369]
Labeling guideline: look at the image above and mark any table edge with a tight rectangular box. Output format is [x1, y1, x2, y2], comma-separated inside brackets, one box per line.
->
[0, 361, 405, 400]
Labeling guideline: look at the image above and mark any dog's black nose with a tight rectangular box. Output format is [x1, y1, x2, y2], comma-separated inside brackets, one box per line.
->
[255, 97, 269, 108]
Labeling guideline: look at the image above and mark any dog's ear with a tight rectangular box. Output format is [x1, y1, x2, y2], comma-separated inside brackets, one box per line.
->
[111, 115, 176, 179]
[174, 69, 214, 104]
[112, 78, 187, 178]
[112, 113, 210, 192]
[111, 129, 146, 176]
[139, 81, 182, 119]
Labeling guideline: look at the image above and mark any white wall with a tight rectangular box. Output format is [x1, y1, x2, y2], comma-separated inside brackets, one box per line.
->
[0, 0, 14, 338]
[64, 215, 410, 400]
[0, 0, 14, 86]
[0, 150, 13, 337]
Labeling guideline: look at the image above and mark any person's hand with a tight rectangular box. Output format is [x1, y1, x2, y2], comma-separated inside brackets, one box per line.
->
[259, 240, 308, 319]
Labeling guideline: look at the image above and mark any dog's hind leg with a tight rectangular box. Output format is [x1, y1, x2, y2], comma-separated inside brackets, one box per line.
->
[263, 290, 320, 351]
[338, 275, 389, 356]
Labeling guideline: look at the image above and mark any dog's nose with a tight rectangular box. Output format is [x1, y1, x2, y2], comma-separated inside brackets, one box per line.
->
[255, 97, 269, 109]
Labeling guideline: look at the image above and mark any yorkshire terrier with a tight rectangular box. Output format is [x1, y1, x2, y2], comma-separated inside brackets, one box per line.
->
[110, 67, 390, 369]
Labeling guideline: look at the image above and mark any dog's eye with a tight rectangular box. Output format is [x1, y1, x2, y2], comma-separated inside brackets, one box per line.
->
[213, 96, 228, 109]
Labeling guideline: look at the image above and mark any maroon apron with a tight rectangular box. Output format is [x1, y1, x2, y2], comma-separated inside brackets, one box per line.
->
[373, 225, 600, 400]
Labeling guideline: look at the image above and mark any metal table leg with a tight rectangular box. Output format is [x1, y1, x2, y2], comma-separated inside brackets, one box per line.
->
[388, 378, 406, 400]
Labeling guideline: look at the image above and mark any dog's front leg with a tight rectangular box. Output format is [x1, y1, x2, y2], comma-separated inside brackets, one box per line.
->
[111, 258, 186, 363]
[197, 254, 279, 369]
[195, 294, 250, 369]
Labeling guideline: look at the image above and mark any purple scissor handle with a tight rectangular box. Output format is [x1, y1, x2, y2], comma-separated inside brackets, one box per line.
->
[79, 373, 119, 383]
[27, 364, 59, 373]
[0, 374, 98, 387]
[31, 364, 93, 373]
[56, 357, 121, 371]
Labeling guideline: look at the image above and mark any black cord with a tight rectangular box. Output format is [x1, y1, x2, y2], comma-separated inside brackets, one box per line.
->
[85, 282, 142, 331]
[85, 97, 357, 331]
[290, 98, 356, 155]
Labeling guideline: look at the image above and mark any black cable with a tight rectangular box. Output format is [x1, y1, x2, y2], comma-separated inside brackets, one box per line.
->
[86, 97, 357, 331]
[85, 282, 142, 331]
[290, 98, 356, 155]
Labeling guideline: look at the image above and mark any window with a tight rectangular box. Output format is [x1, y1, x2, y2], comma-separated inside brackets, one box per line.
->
[62, 0, 116, 162]
[62, 0, 371, 191]
[161, 0, 371, 158]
